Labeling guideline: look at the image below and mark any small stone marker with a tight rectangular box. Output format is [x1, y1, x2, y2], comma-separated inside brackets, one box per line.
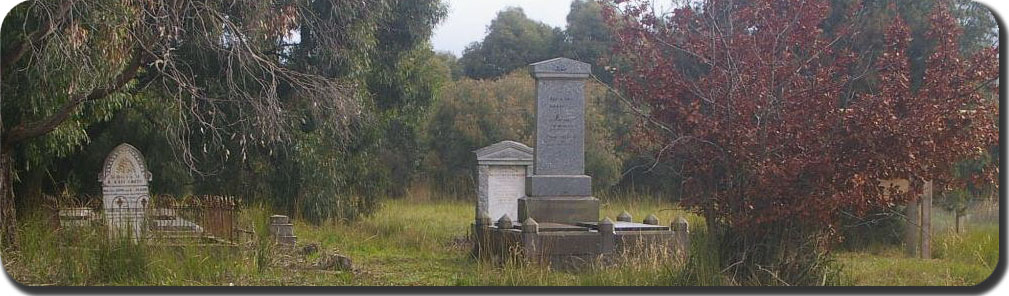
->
[99, 143, 152, 240]
[643, 214, 659, 225]
[672, 216, 690, 260]
[519, 57, 599, 224]
[474, 141, 534, 224]
[617, 211, 633, 222]
[672, 216, 689, 232]
[599, 217, 616, 253]
[496, 214, 514, 230]
[269, 214, 297, 246]
[58, 207, 97, 228]
[522, 218, 539, 233]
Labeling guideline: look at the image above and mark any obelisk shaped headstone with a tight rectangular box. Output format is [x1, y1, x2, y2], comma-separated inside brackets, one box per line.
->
[100, 143, 152, 241]
[518, 58, 599, 224]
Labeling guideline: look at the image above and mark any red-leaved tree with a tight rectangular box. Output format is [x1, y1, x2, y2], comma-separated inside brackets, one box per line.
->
[604, 0, 997, 284]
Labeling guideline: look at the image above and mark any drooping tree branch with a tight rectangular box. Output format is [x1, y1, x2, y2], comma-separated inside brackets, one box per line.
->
[1, 0, 75, 72]
[2, 45, 151, 148]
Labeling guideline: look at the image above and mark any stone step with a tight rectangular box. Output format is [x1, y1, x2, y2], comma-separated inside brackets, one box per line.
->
[269, 215, 290, 224]
[269, 224, 294, 237]
[276, 235, 297, 246]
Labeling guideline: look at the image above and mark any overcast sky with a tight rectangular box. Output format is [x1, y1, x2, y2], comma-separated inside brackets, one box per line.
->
[431, 0, 574, 56]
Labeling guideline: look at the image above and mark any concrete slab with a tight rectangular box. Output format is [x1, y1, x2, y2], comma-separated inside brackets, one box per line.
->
[576, 221, 671, 231]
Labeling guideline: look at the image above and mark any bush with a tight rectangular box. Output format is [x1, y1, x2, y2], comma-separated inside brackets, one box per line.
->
[837, 208, 907, 251]
[713, 221, 839, 286]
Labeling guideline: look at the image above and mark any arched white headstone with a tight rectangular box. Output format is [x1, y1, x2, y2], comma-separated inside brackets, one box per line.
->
[100, 143, 152, 240]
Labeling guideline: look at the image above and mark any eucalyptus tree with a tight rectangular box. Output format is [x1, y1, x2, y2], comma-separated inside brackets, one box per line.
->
[1, 0, 445, 247]
[459, 7, 561, 79]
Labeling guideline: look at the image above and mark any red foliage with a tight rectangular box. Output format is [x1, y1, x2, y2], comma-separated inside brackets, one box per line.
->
[604, 0, 998, 233]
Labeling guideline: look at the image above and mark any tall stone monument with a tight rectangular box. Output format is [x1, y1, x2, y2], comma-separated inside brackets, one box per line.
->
[473, 58, 690, 268]
[518, 57, 599, 224]
[99, 143, 152, 240]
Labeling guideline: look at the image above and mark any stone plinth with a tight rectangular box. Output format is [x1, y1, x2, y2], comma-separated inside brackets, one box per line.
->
[269, 214, 297, 246]
[517, 196, 598, 225]
[475, 215, 690, 269]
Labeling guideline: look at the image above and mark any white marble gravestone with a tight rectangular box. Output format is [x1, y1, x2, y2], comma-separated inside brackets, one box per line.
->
[99, 143, 152, 240]
[474, 141, 534, 222]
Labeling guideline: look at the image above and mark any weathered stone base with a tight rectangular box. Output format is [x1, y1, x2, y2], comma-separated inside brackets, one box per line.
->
[269, 215, 297, 247]
[518, 196, 598, 224]
[526, 175, 592, 196]
[473, 217, 689, 270]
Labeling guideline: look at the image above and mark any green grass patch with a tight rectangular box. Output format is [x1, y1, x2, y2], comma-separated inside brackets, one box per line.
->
[834, 221, 998, 286]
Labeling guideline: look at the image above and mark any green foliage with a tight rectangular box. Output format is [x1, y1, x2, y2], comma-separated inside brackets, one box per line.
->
[3, 0, 450, 226]
[456, 2, 617, 82]
[1, 0, 139, 176]
[434, 51, 465, 81]
[422, 72, 536, 197]
[459, 7, 562, 79]
[561, 0, 616, 83]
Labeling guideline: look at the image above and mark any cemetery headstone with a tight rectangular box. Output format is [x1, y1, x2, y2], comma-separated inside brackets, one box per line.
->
[519, 57, 599, 224]
[269, 214, 297, 246]
[58, 207, 98, 228]
[99, 143, 152, 240]
[473, 58, 689, 267]
[474, 140, 534, 222]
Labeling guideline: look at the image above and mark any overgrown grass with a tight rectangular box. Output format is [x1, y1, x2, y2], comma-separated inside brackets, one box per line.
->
[834, 209, 999, 286]
[3, 196, 997, 286]
[4, 210, 254, 286]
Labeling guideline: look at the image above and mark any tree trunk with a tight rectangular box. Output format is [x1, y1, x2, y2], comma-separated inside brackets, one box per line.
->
[1, 152, 16, 250]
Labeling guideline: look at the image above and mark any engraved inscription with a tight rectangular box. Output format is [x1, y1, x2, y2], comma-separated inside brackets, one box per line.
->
[487, 166, 526, 221]
[551, 63, 568, 72]
[543, 95, 578, 146]
[100, 144, 152, 240]
[535, 79, 587, 175]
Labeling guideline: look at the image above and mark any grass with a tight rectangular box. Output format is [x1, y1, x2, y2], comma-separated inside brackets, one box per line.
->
[834, 205, 999, 286]
[2, 194, 998, 286]
[4, 213, 252, 285]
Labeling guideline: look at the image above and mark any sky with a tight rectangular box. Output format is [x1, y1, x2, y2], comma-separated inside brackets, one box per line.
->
[431, 0, 575, 56]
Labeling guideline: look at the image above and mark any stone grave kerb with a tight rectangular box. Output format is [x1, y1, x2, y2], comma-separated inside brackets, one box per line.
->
[519, 57, 599, 224]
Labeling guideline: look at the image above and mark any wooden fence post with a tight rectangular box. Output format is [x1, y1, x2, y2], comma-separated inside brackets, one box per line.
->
[921, 180, 932, 259]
